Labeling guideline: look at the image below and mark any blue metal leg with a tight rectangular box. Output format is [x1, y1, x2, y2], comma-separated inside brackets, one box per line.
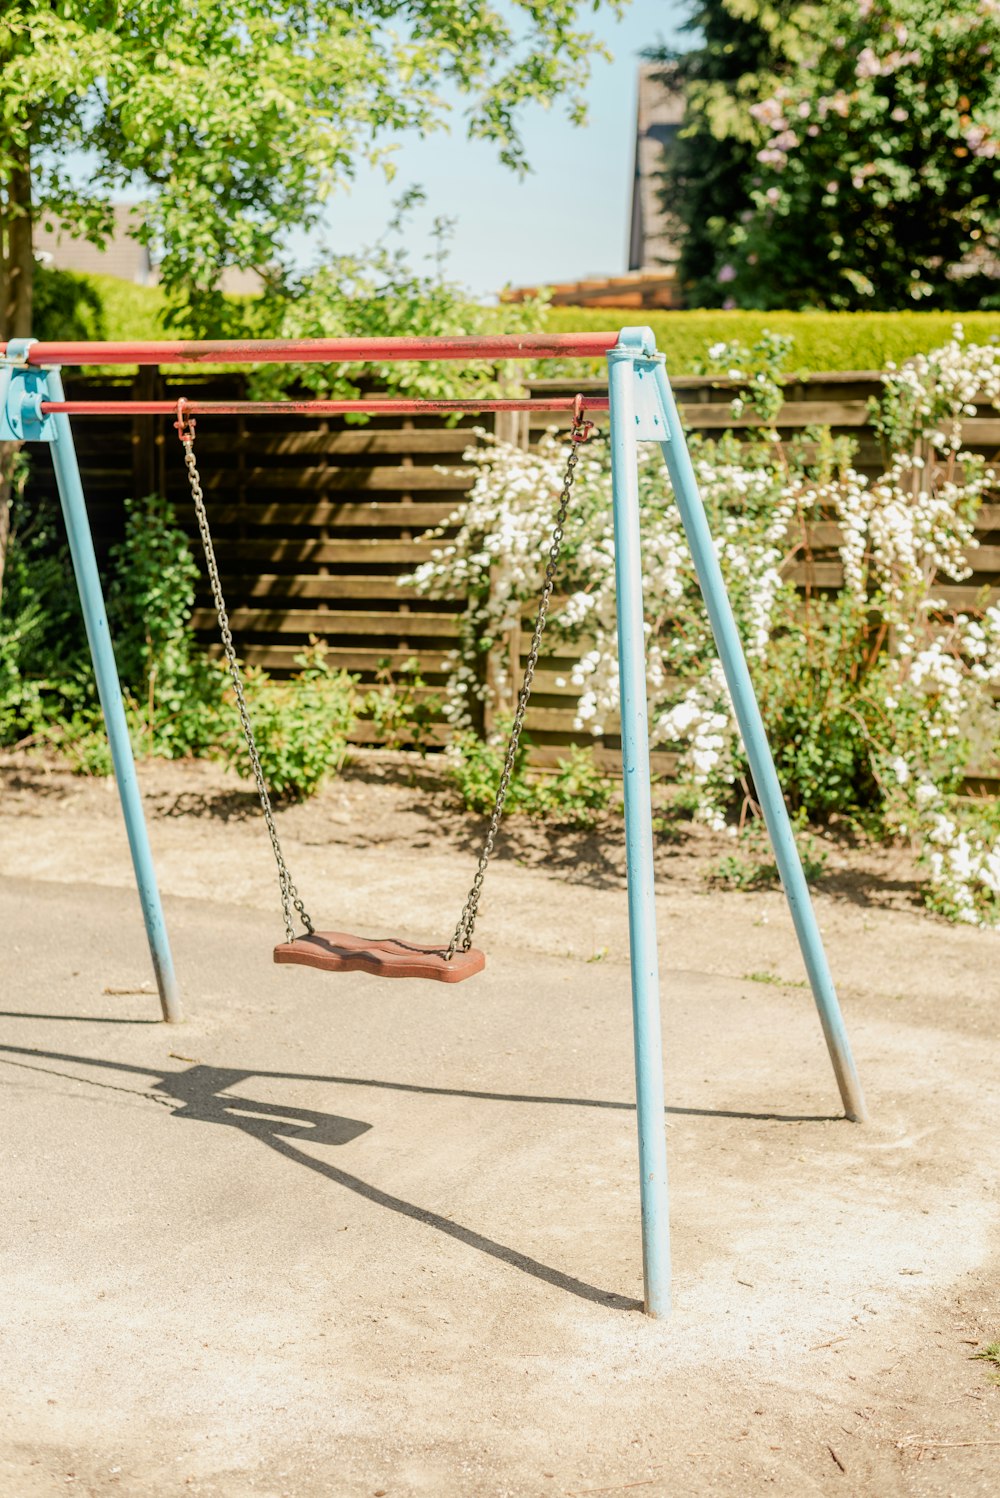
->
[607, 348, 672, 1317]
[46, 371, 183, 1023]
[651, 361, 867, 1122]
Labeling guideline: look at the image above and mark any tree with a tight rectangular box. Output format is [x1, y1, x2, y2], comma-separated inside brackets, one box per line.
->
[0, 0, 625, 590]
[1, 0, 627, 335]
[655, 0, 1000, 310]
[646, 1, 815, 307]
[727, 0, 1000, 309]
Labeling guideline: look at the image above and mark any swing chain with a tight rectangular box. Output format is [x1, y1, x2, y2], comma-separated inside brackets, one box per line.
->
[446, 399, 595, 959]
[174, 400, 314, 944]
[172, 392, 592, 957]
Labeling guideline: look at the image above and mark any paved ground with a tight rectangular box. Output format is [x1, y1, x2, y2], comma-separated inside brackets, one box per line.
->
[1, 760, 999, 1497]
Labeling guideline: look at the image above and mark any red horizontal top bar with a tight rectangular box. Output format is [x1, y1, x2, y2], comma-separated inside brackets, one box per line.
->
[5, 333, 620, 367]
[39, 396, 610, 418]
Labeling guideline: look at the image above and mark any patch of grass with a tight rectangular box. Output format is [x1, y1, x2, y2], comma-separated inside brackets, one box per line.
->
[445, 725, 613, 827]
[652, 815, 686, 844]
[742, 971, 807, 988]
[710, 825, 828, 892]
[712, 851, 780, 892]
[971, 1341, 1000, 1384]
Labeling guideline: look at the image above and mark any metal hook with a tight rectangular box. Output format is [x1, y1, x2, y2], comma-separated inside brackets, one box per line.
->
[571, 394, 595, 443]
[174, 397, 195, 443]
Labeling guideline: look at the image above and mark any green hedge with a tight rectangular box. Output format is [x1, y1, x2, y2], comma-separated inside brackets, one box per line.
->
[543, 306, 1000, 375]
[33, 268, 171, 343]
[82, 273, 173, 341]
[34, 268, 1000, 375]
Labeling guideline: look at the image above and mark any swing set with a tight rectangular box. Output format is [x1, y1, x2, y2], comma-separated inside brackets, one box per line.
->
[174, 390, 596, 984]
[0, 327, 868, 1319]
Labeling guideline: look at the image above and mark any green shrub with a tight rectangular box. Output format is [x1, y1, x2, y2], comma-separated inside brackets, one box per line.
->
[219, 644, 359, 801]
[2, 489, 358, 798]
[0, 477, 94, 747]
[363, 657, 444, 754]
[107, 495, 223, 757]
[414, 329, 1000, 925]
[0, 487, 222, 765]
[47, 270, 172, 342]
[242, 204, 547, 405]
[524, 745, 614, 825]
[33, 265, 108, 342]
[445, 722, 612, 827]
[753, 591, 938, 821]
[43, 705, 115, 777]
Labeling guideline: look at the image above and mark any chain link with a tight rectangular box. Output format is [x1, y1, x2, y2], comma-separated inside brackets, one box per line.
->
[446, 404, 594, 958]
[175, 402, 313, 944]
[174, 396, 591, 956]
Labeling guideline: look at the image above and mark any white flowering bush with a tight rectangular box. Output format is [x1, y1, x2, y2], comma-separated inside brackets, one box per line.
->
[410, 330, 1000, 924]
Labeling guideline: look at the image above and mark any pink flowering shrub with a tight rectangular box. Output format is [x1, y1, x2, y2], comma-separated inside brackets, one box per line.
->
[719, 0, 1000, 307]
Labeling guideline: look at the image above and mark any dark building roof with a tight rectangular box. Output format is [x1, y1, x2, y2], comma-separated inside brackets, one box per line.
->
[33, 203, 262, 293]
[33, 204, 154, 284]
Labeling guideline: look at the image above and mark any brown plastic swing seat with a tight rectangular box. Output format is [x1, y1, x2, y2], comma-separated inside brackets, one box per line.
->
[273, 931, 486, 983]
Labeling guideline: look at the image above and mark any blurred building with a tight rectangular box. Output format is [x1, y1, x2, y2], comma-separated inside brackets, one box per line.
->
[33, 203, 262, 294]
[33, 205, 155, 284]
[503, 63, 685, 311]
[628, 62, 684, 275]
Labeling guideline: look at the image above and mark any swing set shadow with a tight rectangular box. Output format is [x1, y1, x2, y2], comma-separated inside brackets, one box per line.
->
[0, 1039, 838, 1311]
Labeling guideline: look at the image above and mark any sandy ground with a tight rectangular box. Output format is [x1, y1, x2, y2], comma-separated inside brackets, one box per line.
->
[1, 752, 998, 1498]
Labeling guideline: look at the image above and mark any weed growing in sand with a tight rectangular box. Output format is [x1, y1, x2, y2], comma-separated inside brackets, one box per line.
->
[971, 1342, 1000, 1384]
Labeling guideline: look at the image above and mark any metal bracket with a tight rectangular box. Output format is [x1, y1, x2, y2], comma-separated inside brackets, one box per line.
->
[609, 328, 671, 443]
[0, 342, 57, 442]
[631, 356, 670, 442]
[2, 337, 37, 367]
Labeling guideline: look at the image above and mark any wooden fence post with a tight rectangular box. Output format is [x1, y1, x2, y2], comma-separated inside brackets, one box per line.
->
[484, 410, 532, 734]
[131, 366, 166, 499]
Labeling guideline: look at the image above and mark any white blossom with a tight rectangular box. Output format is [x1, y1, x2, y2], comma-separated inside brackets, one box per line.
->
[409, 335, 1000, 926]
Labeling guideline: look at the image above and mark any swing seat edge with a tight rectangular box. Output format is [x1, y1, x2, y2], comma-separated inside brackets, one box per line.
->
[273, 931, 486, 983]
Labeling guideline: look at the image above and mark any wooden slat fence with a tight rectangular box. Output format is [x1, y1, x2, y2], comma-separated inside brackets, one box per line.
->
[23, 367, 1000, 768]
[499, 376, 1000, 770]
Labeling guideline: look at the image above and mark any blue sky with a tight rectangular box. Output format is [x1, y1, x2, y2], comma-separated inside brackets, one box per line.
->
[293, 1, 685, 298]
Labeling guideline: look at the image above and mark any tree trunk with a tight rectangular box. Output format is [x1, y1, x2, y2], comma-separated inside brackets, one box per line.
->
[0, 143, 34, 603]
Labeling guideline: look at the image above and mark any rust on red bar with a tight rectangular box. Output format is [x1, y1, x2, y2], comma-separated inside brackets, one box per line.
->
[39, 396, 611, 417]
[4, 332, 620, 367]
